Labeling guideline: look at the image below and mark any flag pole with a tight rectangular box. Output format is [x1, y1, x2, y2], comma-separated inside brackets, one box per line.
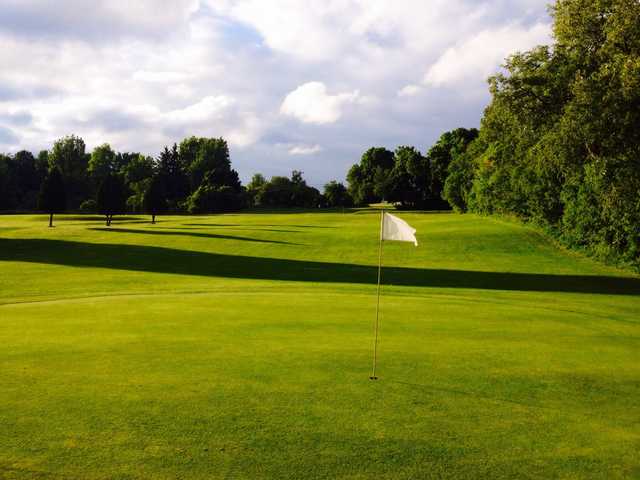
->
[370, 210, 384, 380]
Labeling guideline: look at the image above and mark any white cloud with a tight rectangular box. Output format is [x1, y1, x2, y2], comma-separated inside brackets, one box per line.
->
[165, 95, 235, 124]
[0, 0, 199, 39]
[280, 82, 360, 125]
[0, 0, 553, 184]
[205, 0, 346, 61]
[288, 144, 323, 155]
[398, 84, 422, 97]
[424, 22, 551, 87]
[205, 0, 482, 63]
[132, 70, 194, 83]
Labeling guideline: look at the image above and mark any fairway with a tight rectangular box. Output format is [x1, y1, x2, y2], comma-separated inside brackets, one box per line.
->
[1, 211, 639, 479]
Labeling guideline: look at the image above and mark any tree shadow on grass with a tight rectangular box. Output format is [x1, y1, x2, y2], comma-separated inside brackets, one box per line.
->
[160, 226, 303, 234]
[87, 228, 303, 245]
[2, 238, 639, 295]
[59, 215, 151, 223]
[184, 223, 336, 229]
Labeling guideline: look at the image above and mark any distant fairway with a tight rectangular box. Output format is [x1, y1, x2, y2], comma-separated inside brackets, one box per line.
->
[1, 211, 639, 479]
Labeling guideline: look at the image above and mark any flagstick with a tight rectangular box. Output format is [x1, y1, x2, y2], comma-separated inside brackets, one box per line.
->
[370, 210, 384, 380]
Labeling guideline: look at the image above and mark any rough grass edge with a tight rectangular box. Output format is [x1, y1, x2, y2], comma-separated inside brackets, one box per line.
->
[472, 212, 640, 276]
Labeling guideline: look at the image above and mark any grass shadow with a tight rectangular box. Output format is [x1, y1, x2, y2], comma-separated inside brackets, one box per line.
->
[164, 226, 302, 233]
[59, 216, 146, 222]
[2, 238, 639, 295]
[184, 223, 335, 229]
[87, 228, 302, 245]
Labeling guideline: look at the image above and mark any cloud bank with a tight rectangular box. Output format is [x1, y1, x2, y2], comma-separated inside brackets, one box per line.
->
[0, 0, 552, 185]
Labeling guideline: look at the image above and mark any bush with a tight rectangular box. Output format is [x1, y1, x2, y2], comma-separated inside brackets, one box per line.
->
[187, 184, 245, 213]
[255, 171, 322, 208]
[79, 199, 97, 213]
[126, 194, 143, 214]
[323, 181, 353, 208]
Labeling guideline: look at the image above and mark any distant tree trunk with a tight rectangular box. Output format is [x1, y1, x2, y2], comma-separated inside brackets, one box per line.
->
[151, 214, 156, 224]
[49, 213, 53, 227]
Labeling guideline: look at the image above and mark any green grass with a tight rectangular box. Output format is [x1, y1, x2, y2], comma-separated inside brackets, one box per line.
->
[1, 211, 639, 479]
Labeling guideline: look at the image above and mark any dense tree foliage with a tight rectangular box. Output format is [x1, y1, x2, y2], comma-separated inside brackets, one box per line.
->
[448, 0, 640, 267]
[180, 137, 230, 189]
[187, 176, 245, 213]
[429, 128, 479, 209]
[347, 147, 394, 205]
[143, 175, 168, 223]
[2, 0, 637, 269]
[346, 131, 477, 210]
[246, 173, 267, 206]
[178, 137, 244, 212]
[38, 167, 66, 227]
[97, 174, 127, 226]
[249, 171, 322, 208]
[383, 146, 430, 209]
[323, 181, 353, 208]
[0, 154, 12, 211]
[124, 154, 155, 213]
[157, 144, 189, 207]
[48, 135, 89, 209]
[1, 135, 247, 216]
[88, 143, 118, 188]
[0, 150, 47, 210]
[443, 137, 486, 212]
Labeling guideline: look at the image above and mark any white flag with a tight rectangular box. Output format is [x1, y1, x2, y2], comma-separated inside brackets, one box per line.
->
[381, 212, 418, 246]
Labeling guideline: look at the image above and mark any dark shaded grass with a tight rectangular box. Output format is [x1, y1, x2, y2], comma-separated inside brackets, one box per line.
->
[184, 223, 336, 229]
[156, 226, 303, 233]
[2, 238, 639, 295]
[88, 228, 302, 245]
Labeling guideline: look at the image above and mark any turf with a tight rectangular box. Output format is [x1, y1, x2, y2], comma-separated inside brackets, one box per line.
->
[1, 211, 639, 479]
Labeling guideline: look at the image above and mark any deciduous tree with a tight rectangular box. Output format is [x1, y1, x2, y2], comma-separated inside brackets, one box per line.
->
[143, 175, 168, 223]
[38, 167, 66, 227]
[97, 174, 127, 226]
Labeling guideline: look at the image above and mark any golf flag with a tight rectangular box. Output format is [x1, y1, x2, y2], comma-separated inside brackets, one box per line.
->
[382, 212, 418, 246]
[370, 211, 418, 380]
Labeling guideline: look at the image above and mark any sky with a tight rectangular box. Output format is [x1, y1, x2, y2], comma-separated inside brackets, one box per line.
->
[0, 0, 552, 186]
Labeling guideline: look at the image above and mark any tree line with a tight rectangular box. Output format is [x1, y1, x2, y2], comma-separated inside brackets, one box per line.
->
[0, 135, 353, 225]
[346, 129, 478, 210]
[443, 0, 640, 268]
[2, 0, 637, 266]
[346, 0, 640, 268]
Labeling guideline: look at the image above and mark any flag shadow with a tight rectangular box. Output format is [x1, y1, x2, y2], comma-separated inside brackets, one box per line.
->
[1, 238, 639, 296]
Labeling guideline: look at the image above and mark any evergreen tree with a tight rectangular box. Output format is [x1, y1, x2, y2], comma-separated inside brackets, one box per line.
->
[158, 143, 189, 207]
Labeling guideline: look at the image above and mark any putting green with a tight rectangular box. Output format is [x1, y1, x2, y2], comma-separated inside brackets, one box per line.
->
[1, 211, 639, 479]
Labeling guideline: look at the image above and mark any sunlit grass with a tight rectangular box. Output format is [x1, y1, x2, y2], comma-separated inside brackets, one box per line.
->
[1, 211, 639, 479]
